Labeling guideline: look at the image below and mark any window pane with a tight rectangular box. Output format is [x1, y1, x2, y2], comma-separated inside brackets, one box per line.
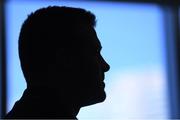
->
[6, 1, 169, 119]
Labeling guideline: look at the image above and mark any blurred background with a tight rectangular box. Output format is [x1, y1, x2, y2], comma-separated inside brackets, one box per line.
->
[0, 0, 179, 119]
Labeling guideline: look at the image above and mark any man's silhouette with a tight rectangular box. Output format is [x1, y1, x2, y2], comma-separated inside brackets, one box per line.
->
[5, 6, 110, 119]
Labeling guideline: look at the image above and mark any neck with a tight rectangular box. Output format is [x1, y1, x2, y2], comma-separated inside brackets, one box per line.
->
[25, 85, 81, 118]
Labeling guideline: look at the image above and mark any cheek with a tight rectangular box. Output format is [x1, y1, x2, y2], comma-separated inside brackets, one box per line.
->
[81, 61, 101, 79]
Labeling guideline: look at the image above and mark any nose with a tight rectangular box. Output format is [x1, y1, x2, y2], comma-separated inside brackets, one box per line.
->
[101, 56, 110, 72]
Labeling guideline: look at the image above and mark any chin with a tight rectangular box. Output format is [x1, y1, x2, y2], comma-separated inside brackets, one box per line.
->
[97, 90, 106, 103]
[82, 90, 106, 107]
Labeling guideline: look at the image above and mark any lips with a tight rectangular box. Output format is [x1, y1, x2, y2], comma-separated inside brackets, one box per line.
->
[101, 73, 105, 81]
[99, 81, 105, 88]
[101, 82, 105, 88]
[101, 74, 105, 87]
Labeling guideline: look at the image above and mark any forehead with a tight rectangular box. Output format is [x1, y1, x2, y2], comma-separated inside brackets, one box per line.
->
[74, 25, 102, 50]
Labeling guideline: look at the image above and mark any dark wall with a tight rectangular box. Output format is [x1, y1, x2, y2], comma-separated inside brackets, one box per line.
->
[0, 0, 7, 118]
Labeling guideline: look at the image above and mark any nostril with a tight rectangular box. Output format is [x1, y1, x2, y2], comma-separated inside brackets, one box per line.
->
[102, 61, 110, 72]
[105, 63, 110, 72]
[100, 55, 110, 72]
[100, 56, 110, 72]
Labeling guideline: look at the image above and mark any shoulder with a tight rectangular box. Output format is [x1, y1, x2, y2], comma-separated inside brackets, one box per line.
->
[4, 101, 22, 119]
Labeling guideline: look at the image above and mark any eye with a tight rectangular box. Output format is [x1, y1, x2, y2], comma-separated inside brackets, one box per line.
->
[97, 49, 100, 53]
[95, 49, 101, 55]
[97, 47, 102, 53]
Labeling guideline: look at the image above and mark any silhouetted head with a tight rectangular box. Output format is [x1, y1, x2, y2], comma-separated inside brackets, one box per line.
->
[19, 6, 110, 107]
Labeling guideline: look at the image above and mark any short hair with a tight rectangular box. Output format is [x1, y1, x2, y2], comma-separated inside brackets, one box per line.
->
[18, 6, 96, 84]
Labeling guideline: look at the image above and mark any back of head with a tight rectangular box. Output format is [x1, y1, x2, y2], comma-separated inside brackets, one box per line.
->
[18, 6, 96, 85]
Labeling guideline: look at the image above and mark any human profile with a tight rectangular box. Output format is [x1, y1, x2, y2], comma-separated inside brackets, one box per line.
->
[5, 6, 110, 119]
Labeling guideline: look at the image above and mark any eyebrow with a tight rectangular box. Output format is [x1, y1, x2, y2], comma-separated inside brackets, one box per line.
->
[99, 46, 102, 50]
[97, 39, 102, 50]
[92, 28, 102, 50]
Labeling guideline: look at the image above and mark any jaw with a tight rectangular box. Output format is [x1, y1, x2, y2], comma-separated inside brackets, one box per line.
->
[79, 89, 106, 107]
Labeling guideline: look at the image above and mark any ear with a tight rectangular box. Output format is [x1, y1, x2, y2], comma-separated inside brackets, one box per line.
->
[54, 50, 75, 70]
